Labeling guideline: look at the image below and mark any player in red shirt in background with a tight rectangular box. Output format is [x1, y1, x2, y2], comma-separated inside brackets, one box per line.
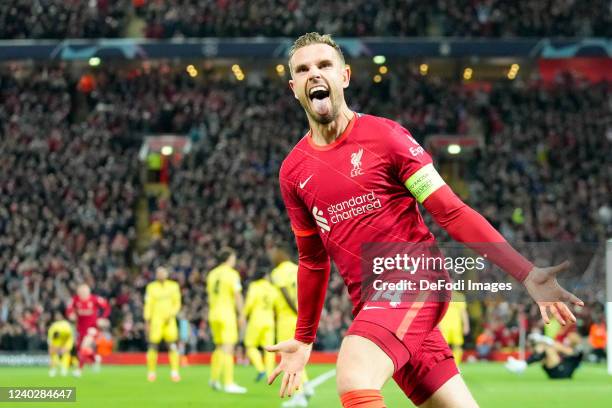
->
[266, 33, 583, 408]
[66, 284, 111, 374]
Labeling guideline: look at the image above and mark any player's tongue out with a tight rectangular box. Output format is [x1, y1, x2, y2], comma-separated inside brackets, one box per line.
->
[309, 86, 331, 116]
[312, 96, 330, 116]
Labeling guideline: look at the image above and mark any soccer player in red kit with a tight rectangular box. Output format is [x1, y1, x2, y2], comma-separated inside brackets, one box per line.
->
[66, 284, 110, 372]
[266, 33, 584, 408]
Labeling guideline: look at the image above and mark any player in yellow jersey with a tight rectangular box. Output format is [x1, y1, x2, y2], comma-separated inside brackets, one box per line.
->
[244, 267, 278, 381]
[47, 312, 76, 377]
[144, 266, 182, 382]
[268, 243, 312, 407]
[439, 291, 470, 365]
[206, 247, 247, 394]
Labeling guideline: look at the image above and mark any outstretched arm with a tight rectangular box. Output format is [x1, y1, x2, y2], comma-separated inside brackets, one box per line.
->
[422, 184, 583, 324]
[266, 232, 330, 398]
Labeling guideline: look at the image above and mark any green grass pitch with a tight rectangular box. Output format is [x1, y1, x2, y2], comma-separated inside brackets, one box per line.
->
[0, 362, 610, 407]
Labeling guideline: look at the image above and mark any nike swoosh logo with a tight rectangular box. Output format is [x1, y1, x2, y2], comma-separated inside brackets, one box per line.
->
[299, 174, 313, 189]
[362, 305, 385, 311]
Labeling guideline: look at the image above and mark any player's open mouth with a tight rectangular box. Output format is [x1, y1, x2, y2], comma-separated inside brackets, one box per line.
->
[309, 85, 331, 116]
[309, 86, 330, 100]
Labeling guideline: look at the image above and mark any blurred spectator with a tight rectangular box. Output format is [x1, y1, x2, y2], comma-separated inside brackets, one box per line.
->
[588, 314, 607, 363]
[476, 327, 494, 359]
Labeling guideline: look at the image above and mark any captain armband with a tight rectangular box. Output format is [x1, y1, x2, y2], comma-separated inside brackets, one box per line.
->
[404, 163, 446, 203]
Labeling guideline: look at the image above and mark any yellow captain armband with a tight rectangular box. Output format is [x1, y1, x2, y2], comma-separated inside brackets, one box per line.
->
[404, 163, 446, 203]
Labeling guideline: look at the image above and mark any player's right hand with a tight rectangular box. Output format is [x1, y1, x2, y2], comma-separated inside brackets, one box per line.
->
[265, 339, 312, 398]
[523, 261, 584, 325]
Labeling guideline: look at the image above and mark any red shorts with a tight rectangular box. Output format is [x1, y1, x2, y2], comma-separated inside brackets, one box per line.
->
[347, 301, 457, 406]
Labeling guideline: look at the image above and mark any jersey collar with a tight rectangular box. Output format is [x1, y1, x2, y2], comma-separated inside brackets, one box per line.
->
[306, 111, 358, 151]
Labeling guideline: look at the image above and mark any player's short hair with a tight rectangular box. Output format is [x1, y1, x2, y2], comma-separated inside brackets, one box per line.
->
[218, 247, 236, 263]
[252, 258, 271, 281]
[288, 32, 345, 74]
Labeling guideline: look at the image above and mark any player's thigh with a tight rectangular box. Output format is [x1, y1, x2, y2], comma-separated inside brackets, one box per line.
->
[148, 319, 163, 344]
[390, 326, 459, 405]
[276, 324, 295, 343]
[419, 374, 478, 408]
[162, 319, 178, 344]
[244, 322, 260, 348]
[276, 315, 297, 343]
[209, 320, 222, 345]
[62, 339, 74, 354]
[443, 326, 463, 347]
[336, 334, 394, 395]
[49, 342, 61, 354]
[261, 324, 274, 347]
[214, 317, 238, 347]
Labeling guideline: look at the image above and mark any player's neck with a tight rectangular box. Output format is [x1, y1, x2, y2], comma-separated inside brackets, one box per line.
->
[309, 105, 354, 146]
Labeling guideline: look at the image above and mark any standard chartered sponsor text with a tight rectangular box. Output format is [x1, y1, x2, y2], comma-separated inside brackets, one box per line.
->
[327, 191, 382, 224]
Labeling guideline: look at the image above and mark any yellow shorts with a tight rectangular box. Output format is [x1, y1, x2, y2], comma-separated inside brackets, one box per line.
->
[276, 315, 297, 343]
[148, 318, 178, 344]
[49, 338, 73, 353]
[210, 318, 238, 346]
[244, 322, 274, 348]
[440, 325, 464, 346]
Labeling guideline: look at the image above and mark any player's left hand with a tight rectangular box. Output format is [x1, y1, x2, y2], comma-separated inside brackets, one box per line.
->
[523, 261, 584, 325]
[265, 339, 312, 398]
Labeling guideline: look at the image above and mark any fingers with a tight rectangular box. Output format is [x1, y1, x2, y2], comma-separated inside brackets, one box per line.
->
[287, 371, 303, 397]
[286, 373, 297, 397]
[561, 289, 584, 307]
[539, 304, 550, 324]
[548, 260, 570, 276]
[267, 364, 282, 385]
[539, 302, 578, 326]
[292, 371, 303, 395]
[265, 343, 280, 352]
[556, 302, 576, 324]
[279, 372, 290, 398]
[549, 303, 566, 325]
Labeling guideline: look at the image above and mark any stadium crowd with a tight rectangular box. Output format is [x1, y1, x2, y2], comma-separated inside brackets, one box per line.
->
[0, 1, 129, 39]
[0, 63, 609, 356]
[1, 0, 610, 39]
[140, 0, 611, 38]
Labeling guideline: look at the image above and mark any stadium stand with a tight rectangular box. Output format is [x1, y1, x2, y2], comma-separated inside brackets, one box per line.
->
[0, 0, 609, 39]
[139, 0, 611, 38]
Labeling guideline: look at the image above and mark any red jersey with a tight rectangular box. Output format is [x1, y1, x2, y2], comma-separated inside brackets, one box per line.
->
[66, 294, 110, 334]
[280, 113, 435, 312]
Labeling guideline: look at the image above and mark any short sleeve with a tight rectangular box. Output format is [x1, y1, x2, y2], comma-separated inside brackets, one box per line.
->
[279, 170, 318, 237]
[385, 122, 446, 203]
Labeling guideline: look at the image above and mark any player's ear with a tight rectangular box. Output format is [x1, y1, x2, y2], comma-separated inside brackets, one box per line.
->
[288, 79, 298, 100]
[342, 63, 351, 89]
